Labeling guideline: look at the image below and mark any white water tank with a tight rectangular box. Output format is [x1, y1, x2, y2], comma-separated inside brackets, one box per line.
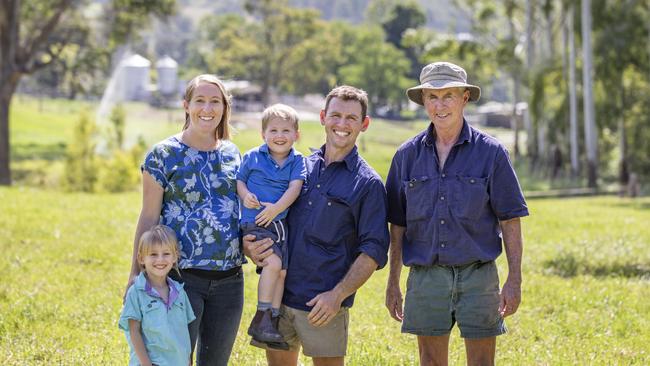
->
[156, 55, 178, 96]
[121, 54, 151, 100]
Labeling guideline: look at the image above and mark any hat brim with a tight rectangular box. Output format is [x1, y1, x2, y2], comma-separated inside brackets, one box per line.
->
[407, 81, 481, 105]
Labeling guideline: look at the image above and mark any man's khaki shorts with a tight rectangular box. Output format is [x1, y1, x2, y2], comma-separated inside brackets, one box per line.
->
[251, 304, 349, 357]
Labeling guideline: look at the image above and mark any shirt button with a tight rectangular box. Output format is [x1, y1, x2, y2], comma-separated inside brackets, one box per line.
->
[441, 243, 446, 248]
[440, 196, 445, 200]
[440, 219, 445, 225]
[275, 165, 279, 168]
[327, 202, 332, 206]
[308, 201, 312, 205]
[470, 179, 476, 184]
[441, 173, 446, 178]
[316, 184, 320, 188]
[409, 183, 414, 187]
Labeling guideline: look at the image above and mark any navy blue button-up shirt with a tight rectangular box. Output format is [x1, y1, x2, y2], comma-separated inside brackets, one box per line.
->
[386, 121, 528, 266]
[283, 146, 389, 311]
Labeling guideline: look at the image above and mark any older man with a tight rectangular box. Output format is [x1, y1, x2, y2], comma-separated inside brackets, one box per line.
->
[385, 62, 529, 365]
[245, 85, 389, 366]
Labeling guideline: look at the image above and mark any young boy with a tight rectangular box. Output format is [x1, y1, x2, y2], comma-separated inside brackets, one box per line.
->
[237, 103, 306, 347]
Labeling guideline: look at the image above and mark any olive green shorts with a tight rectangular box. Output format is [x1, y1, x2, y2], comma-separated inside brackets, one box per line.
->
[251, 304, 349, 357]
[402, 261, 506, 339]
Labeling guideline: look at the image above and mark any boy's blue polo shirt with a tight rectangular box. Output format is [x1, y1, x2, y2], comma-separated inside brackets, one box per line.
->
[119, 272, 195, 366]
[385, 121, 529, 267]
[282, 146, 390, 311]
[237, 144, 307, 224]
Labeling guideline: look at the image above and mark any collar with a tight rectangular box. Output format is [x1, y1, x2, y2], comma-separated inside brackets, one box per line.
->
[259, 143, 297, 164]
[135, 271, 181, 293]
[422, 119, 472, 147]
[316, 145, 358, 172]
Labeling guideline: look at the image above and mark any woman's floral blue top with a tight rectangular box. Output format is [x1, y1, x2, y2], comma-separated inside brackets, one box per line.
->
[142, 136, 243, 271]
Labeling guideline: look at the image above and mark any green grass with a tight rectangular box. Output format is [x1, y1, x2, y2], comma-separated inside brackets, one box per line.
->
[0, 188, 648, 365]
[5, 97, 647, 364]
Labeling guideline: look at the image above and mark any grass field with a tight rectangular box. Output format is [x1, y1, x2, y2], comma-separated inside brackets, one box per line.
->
[0, 188, 648, 365]
[2, 97, 648, 364]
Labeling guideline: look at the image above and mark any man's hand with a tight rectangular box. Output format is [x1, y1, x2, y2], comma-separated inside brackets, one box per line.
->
[244, 192, 261, 209]
[498, 278, 521, 317]
[242, 234, 274, 267]
[255, 202, 282, 227]
[306, 289, 344, 327]
[385, 281, 404, 322]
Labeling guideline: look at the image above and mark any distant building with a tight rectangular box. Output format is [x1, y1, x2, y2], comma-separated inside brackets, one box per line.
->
[155, 55, 178, 97]
[120, 54, 151, 101]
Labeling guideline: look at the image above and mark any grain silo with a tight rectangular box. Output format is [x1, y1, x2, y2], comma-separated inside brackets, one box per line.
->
[155, 55, 178, 97]
[121, 54, 151, 101]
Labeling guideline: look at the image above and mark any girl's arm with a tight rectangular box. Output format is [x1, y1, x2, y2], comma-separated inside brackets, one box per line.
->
[128, 319, 153, 366]
[125, 172, 163, 299]
[255, 179, 303, 226]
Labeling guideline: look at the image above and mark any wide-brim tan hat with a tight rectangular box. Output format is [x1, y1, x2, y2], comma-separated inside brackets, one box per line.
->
[407, 61, 481, 105]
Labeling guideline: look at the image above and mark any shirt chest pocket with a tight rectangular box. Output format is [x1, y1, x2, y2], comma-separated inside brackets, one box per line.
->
[305, 194, 354, 245]
[451, 175, 489, 220]
[141, 300, 166, 335]
[403, 176, 435, 222]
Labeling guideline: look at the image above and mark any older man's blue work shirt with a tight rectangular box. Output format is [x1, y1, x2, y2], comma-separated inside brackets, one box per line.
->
[283, 146, 389, 311]
[386, 121, 528, 266]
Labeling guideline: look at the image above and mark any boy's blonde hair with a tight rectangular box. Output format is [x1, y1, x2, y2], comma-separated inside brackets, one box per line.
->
[137, 225, 180, 272]
[261, 103, 299, 131]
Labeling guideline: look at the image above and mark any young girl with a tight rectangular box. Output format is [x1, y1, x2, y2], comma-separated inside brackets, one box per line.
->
[120, 225, 195, 366]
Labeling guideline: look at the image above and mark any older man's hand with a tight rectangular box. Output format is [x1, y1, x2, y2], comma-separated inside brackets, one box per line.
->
[242, 234, 274, 267]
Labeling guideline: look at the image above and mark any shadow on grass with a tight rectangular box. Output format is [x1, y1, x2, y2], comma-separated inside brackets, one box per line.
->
[11, 142, 66, 161]
[543, 253, 650, 279]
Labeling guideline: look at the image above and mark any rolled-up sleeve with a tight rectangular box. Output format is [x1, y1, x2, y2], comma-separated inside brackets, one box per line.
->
[490, 147, 529, 220]
[356, 178, 390, 269]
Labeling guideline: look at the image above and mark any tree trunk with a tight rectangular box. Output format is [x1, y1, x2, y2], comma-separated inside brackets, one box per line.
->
[581, 0, 598, 188]
[0, 91, 12, 185]
[525, 0, 538, 162]
[619, 79, 629, 186]
[567, 3, 579, 177]
[0, 0, 20, 185]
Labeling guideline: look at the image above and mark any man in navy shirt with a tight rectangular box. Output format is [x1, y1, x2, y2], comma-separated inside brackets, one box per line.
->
[245, 85, 389, 366]
[385, 62, 528, 365]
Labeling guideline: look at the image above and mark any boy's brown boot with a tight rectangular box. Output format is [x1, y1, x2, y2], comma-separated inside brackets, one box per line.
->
[247, 309, 284, 343]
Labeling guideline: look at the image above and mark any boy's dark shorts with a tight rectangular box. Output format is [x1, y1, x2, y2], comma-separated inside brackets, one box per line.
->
[402, 260, 506, 339]
[241, 219, 288, 273]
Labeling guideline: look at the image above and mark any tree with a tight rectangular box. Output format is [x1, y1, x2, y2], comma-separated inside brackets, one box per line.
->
[581, 0, 598, 187]
[566, 2, 579, 177]
[381, 2, 426, 80]
[338, 27, 412, 115]
[0, 0, 175, 185]
[243, 0, 322, 105]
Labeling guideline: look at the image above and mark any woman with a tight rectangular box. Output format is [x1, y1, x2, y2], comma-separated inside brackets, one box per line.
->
[125, 74, 243, 366]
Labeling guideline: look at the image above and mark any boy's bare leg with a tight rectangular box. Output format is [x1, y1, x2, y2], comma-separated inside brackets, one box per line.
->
[259, 254, 282, 302]
[272, 269, 287, 309]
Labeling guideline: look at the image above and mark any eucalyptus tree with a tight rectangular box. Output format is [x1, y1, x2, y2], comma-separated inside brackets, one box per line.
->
[0, 0, 175, 185]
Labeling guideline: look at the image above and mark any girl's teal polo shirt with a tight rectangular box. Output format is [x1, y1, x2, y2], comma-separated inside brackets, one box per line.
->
[119, 272, 196, 366]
